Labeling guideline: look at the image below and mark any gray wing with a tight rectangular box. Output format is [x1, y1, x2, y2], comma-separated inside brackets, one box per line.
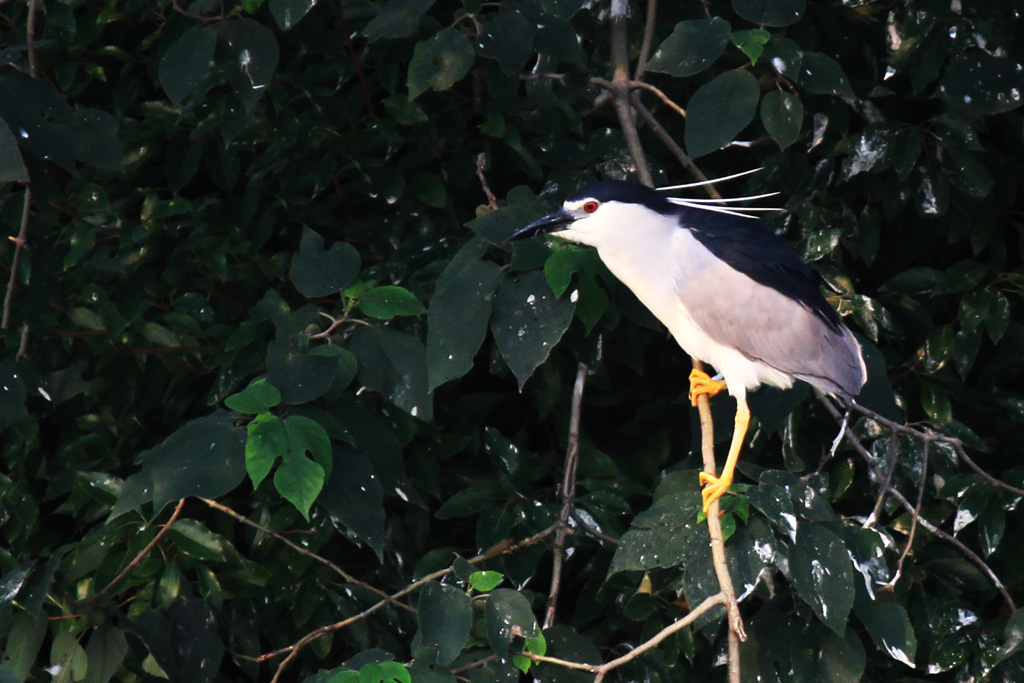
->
[676, 249, 866, 398]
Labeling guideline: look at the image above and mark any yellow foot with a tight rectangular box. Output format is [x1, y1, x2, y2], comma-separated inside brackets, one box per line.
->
[699, 471, 733, 513]
[689, 369, 727, 407]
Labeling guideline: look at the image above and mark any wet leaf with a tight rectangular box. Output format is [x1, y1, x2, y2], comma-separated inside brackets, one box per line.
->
[159, 26, 216, 104]
[418, 582, 472, 666]
[853, 594, 917, 668]
[359, 286, 426, 320]
[351, 326, 432, 420]
[933, 260, 986, 295]
[646, 18, 731, 77]
[408, 28, 475, 100]
[363, 0, 434, 42]
[0, 118, 28, 182]
[800, 51, 855, 97]
[733, 0, 805, 27]
[290, 229, 361, 298]
[986, 291, 1010, 343]
[761, 89, 803, 149]
[266, 339, 338, 405]
[269, 0, 318, 31]
[217, 19, 279, 113]
[485, 589, 540, 655]
[685, 68, 760, 159]
[477, 9, 534, 75]
[938, 52, 1024, 115]
[490, 270, 575, 389]
[790, 524, 854, 635]
[318, 444, 385, 558]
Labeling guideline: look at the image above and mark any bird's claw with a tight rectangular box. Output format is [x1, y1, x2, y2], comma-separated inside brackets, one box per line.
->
[689, 369, 727, 407]
[699, 471, 732, 514]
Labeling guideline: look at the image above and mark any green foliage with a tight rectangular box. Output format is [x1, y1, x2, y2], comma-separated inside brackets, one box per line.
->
[3, 0, 1024, 681]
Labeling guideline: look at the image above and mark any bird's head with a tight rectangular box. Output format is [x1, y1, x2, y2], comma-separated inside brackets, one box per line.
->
[506, 180, 675, 248]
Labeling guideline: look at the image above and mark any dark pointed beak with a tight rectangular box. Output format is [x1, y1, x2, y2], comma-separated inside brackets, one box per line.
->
[506, 208, 575, 243]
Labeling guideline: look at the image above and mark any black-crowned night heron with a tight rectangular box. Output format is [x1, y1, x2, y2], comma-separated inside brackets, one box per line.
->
[509, 178, 866, 513]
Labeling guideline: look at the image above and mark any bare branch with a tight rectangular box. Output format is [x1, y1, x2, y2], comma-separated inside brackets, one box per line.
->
[475, 153, 499, 211]
[634, 0, 659, 81]
[544, 363, 588, 629]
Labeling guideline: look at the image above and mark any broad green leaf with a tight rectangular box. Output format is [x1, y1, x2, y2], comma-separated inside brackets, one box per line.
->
[363, 0, 435, 42]
[216, 19, 279, 113]
[731, 28, 770, 65]
[359, 662, 411, 683]
[427, 258, 503, 391]
[159, 26, 216, 104]
[610, 471, 704, 573]
[3, 613, 47, 680]
[1000, 608, 1024, 659]
[938, 52, 1024, 114]
[490, 270, 575, 389]
[358, 286, 426, 320]
[800, 51, 856, 97]
[761, 90, 803, 149]
[733, 0, 805, 27]
[854, 594, 917, 668]
[466, 205, 539, 243]
[76, 108, 122, 171]
[763, 34, 803, 80]
[418, 582, 472, 666]
[383, 94, 428, 124]
[790, 524, 854, 636]
[111, 412, 246, 518]
[351, 326, 432, 420]
[477, 9, 534, 75]
[933, 260, 986, 295]
[986, 291, 1010, 343]
[469, 571, 504, 592]
[82, 626, 129, 683]
[410, 170, 447, 208]
[841, 125, 894, 180]
[290, 228, 361, 298]
[274, 447, 325, 520]
[485, 589, 541, 655]
[266, 338, 338, 405]
[0, 118, 28, 182]
[50, 630, 88, 682]
[168, 519, 228, 561]
[817, 629, 866, 683]
[408, 28, 475, 100]
[645, 18, 731, 77]
[946, 149, 993, 198]
[269, 0, 318, 31]
[318, 444, 385, 558]
[534, 16, 585, 66]
[225, 377, 281, 414]
[685, 69, 760, 159]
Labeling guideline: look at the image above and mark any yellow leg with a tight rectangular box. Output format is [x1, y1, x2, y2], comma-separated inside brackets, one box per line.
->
[688, 369, 727, 406]
[698, 397, 750, 513]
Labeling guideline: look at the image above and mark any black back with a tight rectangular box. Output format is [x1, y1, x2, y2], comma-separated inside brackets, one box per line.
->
[571, 180, 842, 331]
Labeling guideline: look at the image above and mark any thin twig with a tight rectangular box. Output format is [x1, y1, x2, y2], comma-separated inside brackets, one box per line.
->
[633, 0, 659, 81]
[475, 153, 498, 211]
[544, 362, 588, 629]
[569, 509, 619, 546]
[630, 101, 718, 198]
[201, 498, 413, 613]
[886, 438, 928, 589]
[821, 400, 1016, 611]
[262, 524, 560, 681]
[865, 432, 898, 529]
[82, 500, 187, 603]
[608, 3, 652, 186]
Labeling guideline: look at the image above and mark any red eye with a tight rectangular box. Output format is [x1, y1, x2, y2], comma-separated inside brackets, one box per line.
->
[582, 201, 599, 213]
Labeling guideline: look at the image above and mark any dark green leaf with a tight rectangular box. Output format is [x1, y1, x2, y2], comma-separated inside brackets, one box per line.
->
[318, 444, 386, 558]
[427, 257, 503, 391]
[111, 412, 246, 518]
[225, 377, 281, 414]
[732, 0, 805, 27]
[267, 339, 338, 405]
[938, 52, 1024, 114]
[854, 596, 917, 668]
[790, 524, 854, 635]
[418, 582, 472, 666]
[0, 118, 28, 182]
[359, 286, 426, 320]
[351, 326, 432, 420]
[168, 519, 228, 562]
[818, 628, 866, 683]
[490, 270, 575, 389]
[645, 18, 731, 77]
[363, 0, 435, 42]
[408, 28, 475, 100]
[0, 362, 27, 429]
[290, 228, 361, 298]
[82, 626, 129, 683]
[485, 589, 540, 655]
[800, 51, 856, 97]
[383, 94, 428, 124]
[685, 69, 760, 159]
[269, 0, 318, 31]
[477, 10, 534, 76]
[159, 26, 216, 104]
[986, 292, 1010, 343]
[933, 260, 986, 295]
[469, 571, 503, 592]
[1000, 608, 1024, 659]
[217, 19, 279, 113]
[761, 90, 803, 149]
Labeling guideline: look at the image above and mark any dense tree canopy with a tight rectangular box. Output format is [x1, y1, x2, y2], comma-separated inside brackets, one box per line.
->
[2, 0, 1024, 681]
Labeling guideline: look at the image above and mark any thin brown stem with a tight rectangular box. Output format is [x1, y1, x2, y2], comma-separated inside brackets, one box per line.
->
[630, 100, 719, 198]
[201, 498, 413, 612]
[475, 153, 499, 211]
[887, 438, 928, 588]
[544, 362, 588, 629]
[82, 500, 187, 603]
[634, 0, 659, 81]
